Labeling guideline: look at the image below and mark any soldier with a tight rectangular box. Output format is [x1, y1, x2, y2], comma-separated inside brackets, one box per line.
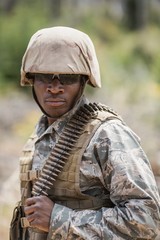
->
[12, 26, 160, 239]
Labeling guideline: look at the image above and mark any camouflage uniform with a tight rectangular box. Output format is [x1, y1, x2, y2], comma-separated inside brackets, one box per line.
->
[20, 96, 160, 240]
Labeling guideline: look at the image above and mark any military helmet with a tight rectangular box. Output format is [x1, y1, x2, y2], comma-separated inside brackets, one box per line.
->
[20, 26, 101, 88]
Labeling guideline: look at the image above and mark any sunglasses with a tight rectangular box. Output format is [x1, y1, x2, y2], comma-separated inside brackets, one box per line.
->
[26, 73, 82, 85]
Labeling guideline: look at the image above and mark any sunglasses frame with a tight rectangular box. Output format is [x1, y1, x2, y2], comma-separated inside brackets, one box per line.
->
[26, 73, 82, 85]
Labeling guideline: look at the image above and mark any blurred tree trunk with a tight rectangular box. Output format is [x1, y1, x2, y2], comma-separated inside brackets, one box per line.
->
[123, 0, 149, 30]
[48, 0, 63, 18]
[0, 0, 17, 13]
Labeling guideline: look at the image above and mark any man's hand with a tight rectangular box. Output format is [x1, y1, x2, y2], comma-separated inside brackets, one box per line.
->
[24, 195, 54, 232]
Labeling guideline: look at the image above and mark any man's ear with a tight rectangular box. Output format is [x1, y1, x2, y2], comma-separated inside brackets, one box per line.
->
[25, 72, 34, 85]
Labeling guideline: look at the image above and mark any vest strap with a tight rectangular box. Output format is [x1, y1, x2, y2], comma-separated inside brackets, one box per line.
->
[56, 197, 114, 210]
[29, 230, 47, 240]
[21, 217, 30, 228]
[21, 188, 28, 198]
[20, 170, 41, 181]
[21, 218, 48, 240]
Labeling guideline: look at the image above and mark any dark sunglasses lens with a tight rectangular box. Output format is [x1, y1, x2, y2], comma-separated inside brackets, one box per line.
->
[27, 73, 81, 85]
[35, 74, 53, 83]
[60, 75, 80, 85]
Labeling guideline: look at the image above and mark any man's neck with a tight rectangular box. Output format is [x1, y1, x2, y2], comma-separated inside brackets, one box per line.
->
[47, 117, 58, 126]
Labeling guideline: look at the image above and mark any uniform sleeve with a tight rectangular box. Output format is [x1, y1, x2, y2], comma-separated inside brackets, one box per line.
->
[47, 120, 160, 240]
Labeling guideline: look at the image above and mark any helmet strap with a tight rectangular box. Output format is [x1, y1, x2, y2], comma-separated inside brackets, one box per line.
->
[32, 87, 53, 118]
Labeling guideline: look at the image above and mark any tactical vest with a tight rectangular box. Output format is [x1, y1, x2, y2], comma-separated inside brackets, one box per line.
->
[20, 104, 122, 210]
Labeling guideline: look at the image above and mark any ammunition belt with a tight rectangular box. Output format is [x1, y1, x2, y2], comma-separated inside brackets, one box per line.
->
[32, 102, 118, 196]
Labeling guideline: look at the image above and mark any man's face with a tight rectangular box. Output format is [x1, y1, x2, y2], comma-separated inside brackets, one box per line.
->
[33, 74, 83, 123]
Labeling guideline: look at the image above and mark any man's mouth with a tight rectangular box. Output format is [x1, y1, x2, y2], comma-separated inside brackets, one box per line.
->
[45, 98, 66, 107]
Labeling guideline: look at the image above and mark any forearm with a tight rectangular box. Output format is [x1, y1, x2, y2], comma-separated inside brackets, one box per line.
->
[47, 200, 159, 240]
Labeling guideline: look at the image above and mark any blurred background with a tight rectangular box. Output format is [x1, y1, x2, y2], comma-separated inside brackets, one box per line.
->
[0, 0, 160, 239]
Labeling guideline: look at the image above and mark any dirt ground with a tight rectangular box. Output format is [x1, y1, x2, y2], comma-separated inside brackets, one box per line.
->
[0, 92, 40, 239]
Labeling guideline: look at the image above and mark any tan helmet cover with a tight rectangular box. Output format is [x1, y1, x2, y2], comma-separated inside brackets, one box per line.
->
[20, 26, 101, 88]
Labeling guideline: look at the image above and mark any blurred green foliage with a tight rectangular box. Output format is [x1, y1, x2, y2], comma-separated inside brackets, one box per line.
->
[0, 0, 160, 96]
[0, 1, 50, 91]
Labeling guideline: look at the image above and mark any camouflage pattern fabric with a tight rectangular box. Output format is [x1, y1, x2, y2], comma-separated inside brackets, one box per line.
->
[20, 96, 160, 239]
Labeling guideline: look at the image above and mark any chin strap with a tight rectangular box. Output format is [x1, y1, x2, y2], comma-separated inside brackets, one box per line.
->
[32, 87, 52, 118]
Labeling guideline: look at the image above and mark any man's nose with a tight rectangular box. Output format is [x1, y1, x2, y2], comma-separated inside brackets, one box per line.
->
[46, 79, 64, 93]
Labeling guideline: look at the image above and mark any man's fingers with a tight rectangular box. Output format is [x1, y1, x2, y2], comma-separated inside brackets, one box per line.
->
[25, 196, 36, 206]
[24, 205, 35, 215]
[23, 195, 54, 232]
[26, 213, 35, 223]
[26, 213, 48, 232]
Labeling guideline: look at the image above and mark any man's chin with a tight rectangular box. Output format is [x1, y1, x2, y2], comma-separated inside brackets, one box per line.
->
[46, 110, 67, 120]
